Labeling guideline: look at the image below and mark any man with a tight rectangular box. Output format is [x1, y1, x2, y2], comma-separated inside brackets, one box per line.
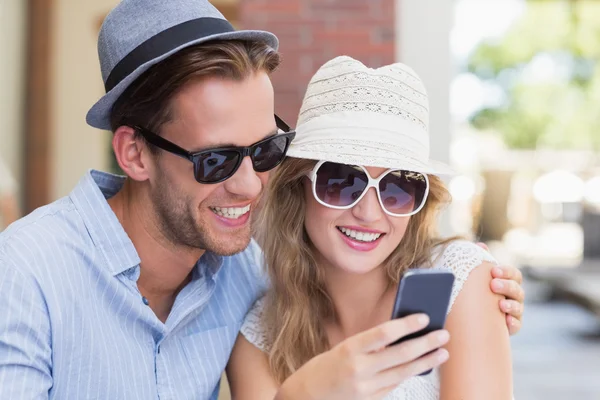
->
[0, 1, 524, 399]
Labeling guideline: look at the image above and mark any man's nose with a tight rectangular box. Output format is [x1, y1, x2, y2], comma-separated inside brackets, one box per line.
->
[223, 157, 263, 199]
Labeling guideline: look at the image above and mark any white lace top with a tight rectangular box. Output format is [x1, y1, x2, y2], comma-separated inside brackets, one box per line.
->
[240, 241, 498, 400]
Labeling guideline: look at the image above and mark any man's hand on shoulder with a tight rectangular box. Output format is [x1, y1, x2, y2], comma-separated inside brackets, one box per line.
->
[476, 242, 525, 336]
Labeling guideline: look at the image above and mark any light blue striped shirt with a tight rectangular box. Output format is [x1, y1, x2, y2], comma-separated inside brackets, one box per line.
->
[0, 170, 268, 400]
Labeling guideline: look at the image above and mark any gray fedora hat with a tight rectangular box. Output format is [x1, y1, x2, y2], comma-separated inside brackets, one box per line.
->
[86, 0, 279, 130]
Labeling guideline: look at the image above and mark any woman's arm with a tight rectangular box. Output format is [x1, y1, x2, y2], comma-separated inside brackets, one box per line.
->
[440, 261, 513, 400]
[228, 315, 451, 400]
[226, 333, 279, 400]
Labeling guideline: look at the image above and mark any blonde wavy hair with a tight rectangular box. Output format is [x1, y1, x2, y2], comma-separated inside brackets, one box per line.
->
[253, 157, 456, 384]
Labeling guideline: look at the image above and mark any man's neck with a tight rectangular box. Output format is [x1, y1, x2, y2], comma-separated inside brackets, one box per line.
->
[108, 180, 205, 323]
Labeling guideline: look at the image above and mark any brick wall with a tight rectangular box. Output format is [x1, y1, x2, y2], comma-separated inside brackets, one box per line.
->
[240, 0, 396, 126]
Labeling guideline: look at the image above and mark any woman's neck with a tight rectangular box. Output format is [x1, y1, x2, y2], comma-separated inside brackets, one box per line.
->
[322, 261, 397, 345]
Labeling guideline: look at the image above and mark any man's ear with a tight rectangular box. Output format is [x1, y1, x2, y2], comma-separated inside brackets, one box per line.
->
[112, 126, 152, 182]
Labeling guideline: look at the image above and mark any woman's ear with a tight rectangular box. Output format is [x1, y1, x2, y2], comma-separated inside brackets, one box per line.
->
[112, 126, 152, 182]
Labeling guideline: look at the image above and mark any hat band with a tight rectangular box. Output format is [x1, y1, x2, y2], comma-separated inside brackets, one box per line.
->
[104, 17, 235, 92]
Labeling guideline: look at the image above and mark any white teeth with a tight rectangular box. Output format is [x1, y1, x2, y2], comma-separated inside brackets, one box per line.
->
[339, 227, 382, 242]
[211, 204, 251, 219]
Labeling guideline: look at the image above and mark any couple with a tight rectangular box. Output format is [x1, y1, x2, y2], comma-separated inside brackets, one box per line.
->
[0, 0, 520, 399]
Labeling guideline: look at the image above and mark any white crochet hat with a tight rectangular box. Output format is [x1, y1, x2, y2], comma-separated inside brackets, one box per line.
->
[287, 56, 453, 175]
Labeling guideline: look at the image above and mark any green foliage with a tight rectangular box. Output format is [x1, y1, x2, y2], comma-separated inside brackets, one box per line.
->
[467, 0, 600, 150]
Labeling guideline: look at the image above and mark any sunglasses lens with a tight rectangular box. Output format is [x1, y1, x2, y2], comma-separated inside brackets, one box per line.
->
[379, 171, 428, 215]
[194, 151, 240, 183]
[252, 135, 290, 172]
[314, 162, 369, 207]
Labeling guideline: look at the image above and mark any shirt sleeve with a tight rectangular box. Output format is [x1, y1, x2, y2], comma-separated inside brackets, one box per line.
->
[244, 238, 270, 293]
[0, 253, 52, 399]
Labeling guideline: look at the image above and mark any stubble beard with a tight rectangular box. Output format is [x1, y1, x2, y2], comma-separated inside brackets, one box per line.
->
[152, 175, 253, 256]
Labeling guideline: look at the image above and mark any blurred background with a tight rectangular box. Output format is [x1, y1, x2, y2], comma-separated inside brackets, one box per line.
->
[1, 0, 599, 398]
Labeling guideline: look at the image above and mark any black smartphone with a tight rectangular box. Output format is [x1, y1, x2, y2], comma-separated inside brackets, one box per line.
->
[390, 269, 455, 375]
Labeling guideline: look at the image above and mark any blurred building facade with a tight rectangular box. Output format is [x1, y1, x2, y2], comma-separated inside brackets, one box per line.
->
[240, 0, 395, 123]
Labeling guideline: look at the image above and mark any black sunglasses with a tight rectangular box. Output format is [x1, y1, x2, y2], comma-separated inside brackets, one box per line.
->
[132, 115, 296, 184]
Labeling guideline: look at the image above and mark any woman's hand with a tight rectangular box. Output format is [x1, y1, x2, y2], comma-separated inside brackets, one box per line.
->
[276, 315, 449, 400]
[476, 242, 525, 335]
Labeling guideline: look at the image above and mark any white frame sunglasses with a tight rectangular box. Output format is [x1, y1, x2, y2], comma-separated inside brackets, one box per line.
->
[306, 160, 430, 217]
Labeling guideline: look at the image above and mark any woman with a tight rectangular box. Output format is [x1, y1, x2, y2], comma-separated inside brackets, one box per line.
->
[227, 56, 514, 399]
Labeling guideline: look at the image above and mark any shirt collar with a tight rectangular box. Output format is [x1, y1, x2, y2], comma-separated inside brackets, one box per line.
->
[69, 170, 141, 276]
[197, 250, 224, 280]
[69, 170, 225, 278]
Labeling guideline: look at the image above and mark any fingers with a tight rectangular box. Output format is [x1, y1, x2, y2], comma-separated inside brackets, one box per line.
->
[368, 330, 450, 372]
[349, 314, 430, 354]
[491, 278, 525, 303]
[492, 265, 523, 284]
[500, 299, 524, 319]
[507, 314, 522, 336]
[372, 348, 449, 391]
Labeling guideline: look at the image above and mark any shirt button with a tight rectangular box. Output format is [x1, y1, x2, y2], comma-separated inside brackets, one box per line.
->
[142, 297, 149, 305]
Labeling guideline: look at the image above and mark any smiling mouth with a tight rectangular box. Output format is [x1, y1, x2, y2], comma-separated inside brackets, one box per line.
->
[210, 204, 251, 219]
[337, 227, 385, 242]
